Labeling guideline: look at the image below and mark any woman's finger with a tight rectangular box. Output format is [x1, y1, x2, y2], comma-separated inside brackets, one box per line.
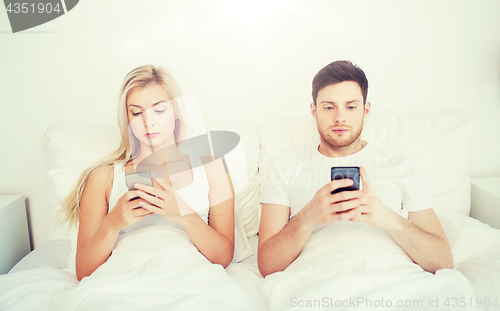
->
[132, 206, 154, 216]
[134, 183, 162, 198]
[136, 189, 164, 206]
[152, 177, 172, 191]
[137, 201, 164, 215]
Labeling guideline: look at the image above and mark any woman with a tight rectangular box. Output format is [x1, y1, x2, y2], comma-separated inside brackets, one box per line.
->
[0, 65, 262, 311]
[58, 65, 235, 280]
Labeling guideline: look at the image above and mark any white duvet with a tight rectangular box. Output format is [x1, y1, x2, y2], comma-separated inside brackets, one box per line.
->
[1, 212, 499, 311]
[0, 226, 262, 311]
[262, 211, 500, 311]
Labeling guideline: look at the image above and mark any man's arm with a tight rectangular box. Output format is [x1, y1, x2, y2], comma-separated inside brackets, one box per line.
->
[388, 209, 453, 272]
[258, 204, 313, 277]
[258, 179, 363, 277]
[351, 167, 453, 273]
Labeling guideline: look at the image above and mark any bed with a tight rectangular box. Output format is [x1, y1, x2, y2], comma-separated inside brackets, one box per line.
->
[1, 109, 499, 311]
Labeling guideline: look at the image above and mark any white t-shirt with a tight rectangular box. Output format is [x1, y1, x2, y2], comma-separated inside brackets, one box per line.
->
[260, 142, 433, 232]
[109, 153, 210, 233]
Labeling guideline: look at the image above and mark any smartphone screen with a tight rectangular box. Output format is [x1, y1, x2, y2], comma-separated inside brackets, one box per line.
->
[125, 172, 154, 191]
[330, 167, 361, 194]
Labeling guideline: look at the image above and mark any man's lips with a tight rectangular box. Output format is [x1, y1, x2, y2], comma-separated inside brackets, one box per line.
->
[145, 133, 160, 138]
[331, 128, 349, 134]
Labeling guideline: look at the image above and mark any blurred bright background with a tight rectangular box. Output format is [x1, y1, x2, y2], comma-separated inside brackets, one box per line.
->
[1, 0, 499, 247]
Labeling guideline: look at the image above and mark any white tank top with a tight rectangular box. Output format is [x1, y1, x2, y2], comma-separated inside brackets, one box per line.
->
[108, 153, 210, 233]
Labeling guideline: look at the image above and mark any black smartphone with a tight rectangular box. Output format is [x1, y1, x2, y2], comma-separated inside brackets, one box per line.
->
[330, 167, 361, 194]
[125, 171, 154, 191]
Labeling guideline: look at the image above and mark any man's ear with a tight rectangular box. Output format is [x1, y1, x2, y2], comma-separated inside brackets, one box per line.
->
[364, 101, 371, 116]
[310, 102, 317, 121]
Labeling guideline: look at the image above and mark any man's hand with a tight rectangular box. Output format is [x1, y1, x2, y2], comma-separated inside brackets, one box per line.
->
[297, 178, 364, 229]
[258, 178, 363, 277]
[351, 166, 401, 230]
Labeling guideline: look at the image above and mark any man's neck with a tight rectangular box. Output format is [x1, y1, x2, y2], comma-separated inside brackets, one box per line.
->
[318, 139, 366, 158]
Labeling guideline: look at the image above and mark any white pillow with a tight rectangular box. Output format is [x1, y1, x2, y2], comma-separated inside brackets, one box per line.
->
[257, 110, 473, 215]
[44, 123, 253, 263]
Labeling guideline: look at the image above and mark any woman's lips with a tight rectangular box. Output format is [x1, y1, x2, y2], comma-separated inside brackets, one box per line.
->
[145, 133, 159, 138]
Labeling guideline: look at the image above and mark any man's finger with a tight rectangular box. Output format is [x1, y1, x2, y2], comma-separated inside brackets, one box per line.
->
[353, 204, 370, 214]
[326, 178, 353, 194]
[331, 199, 361, 213]
[350, 213, 369, 223]
[359, 166, 371, 192]
[330, 189, 364, 203]
[331, 208, 358, 221]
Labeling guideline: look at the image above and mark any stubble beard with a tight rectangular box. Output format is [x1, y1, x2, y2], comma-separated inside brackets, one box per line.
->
[318, 122, 363, 149]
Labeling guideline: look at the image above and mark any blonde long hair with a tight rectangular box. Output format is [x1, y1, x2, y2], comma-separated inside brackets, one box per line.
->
[58, 65, 187, 228]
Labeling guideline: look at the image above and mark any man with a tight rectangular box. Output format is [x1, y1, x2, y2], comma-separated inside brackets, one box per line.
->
[258, 60, 453, 277]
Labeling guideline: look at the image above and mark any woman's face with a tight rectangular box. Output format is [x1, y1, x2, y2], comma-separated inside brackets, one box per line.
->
[127, 83, 177, 151]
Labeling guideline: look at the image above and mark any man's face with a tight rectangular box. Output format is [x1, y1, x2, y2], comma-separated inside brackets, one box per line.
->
[310, 81, 370, 148]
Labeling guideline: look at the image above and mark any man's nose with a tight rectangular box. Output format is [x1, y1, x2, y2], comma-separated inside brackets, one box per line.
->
[334, 110, 346, 123]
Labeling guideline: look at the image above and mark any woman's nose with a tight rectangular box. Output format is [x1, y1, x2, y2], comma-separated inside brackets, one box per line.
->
[143, 109, 156, 128]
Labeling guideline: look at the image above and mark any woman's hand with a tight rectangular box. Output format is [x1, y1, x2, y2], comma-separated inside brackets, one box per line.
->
[104, 190, 154, 232]
[134, 178, 197, 225]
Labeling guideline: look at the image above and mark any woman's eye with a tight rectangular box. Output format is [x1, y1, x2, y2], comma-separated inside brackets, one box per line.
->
[132, 112, 142, 116]
[155, 109, 165, 114]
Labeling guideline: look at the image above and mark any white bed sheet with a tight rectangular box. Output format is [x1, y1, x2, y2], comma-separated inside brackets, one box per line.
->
[261, 211, 500, 311]
[1, 226, 263, 311]
[2, 212, 499, 311]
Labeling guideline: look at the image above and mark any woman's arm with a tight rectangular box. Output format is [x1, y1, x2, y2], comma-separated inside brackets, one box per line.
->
[180, 158, 235, 267]
[75, 166, 118, 281]
[76, 165, 153, 280]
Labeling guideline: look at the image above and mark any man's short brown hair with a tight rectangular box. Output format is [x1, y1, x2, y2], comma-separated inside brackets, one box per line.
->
[312, 60, 368, 105]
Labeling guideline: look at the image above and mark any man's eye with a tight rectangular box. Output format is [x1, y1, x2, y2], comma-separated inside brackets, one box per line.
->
[325, 107, 333, 110]
[348, 106, 356, 110]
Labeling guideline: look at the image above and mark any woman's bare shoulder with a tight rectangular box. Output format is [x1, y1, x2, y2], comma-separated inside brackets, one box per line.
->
[85, 164, 114, 204]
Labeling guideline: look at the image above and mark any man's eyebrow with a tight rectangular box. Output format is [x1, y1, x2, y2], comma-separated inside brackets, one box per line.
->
[319, 100, 361, 105]
[128, 100, 167, 108]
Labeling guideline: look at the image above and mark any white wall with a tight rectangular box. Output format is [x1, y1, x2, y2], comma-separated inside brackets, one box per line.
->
[1, 0, 499, 248]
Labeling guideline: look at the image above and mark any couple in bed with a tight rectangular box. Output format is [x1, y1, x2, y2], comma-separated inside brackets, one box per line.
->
[70, 61, 450, 282]
[0, 61, 460, 311]
[74, 61, 455, 298]
[67, 62, 453, 297]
